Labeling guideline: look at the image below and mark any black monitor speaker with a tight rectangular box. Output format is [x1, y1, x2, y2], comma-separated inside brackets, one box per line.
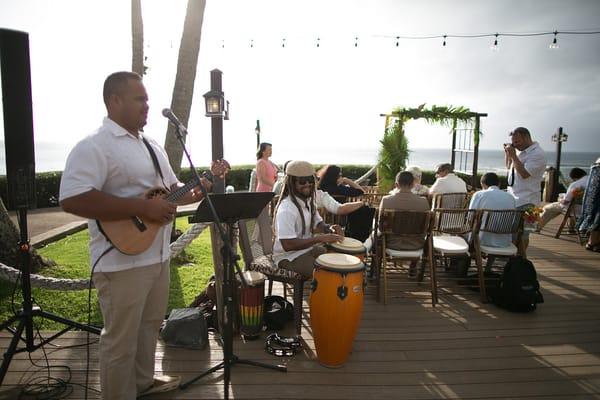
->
[0, 28, 36, 209]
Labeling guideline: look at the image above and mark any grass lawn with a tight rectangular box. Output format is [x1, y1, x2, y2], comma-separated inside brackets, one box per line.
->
[0, 217, 215, 330]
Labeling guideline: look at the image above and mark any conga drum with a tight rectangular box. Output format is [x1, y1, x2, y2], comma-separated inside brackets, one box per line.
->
[238, 271, 266, 339]
[327, 237, 367, 262]
[310, 253, 365, 367]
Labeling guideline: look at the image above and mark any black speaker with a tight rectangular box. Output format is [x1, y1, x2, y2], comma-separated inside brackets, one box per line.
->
[0, 28, 36, 209]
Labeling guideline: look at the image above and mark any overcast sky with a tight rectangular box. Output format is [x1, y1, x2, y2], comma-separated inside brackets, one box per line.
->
[1, 0, 599, 170]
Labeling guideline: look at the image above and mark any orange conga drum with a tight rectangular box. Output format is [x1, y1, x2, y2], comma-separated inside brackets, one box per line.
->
[327, 237, 366, 262]
[309, 253, 365, 367]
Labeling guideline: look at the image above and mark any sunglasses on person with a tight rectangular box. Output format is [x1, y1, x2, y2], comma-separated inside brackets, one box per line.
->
[296, 176, 315, 185]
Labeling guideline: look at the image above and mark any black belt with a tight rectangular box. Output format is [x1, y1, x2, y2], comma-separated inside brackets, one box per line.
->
[265, 333, 302, 357]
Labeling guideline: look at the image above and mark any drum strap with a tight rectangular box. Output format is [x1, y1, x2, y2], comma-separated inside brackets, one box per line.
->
[265, 333, 302, 357]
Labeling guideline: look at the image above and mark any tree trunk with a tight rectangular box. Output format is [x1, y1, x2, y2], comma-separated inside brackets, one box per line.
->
[131, 0, 144, 75]
[163, 0, 206, 175]
[0, 198, 46, 272]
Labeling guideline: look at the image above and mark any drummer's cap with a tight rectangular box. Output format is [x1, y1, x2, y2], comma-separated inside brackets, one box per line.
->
[285, 160, 315, 177]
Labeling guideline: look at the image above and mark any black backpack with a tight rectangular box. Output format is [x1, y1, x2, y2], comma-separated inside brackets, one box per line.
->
[490, 256, 544, 312]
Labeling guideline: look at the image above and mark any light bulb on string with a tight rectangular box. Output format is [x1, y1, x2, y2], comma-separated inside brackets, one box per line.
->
[282, 38, 286, 48]
[442, 35, 447, 47]
[250, 39, 254, 48]
[490, 33, 499, 51]
[549, 31, 559, 49]
[355, 37, 358, 47]
[396, 36, 399, 47]
[316, 37, 320, 48]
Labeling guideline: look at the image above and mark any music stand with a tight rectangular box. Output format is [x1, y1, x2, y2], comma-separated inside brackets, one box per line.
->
[180, 192, 286, 397]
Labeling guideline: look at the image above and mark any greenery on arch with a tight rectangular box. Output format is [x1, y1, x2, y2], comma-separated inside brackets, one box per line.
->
[377, 104, 478, 191]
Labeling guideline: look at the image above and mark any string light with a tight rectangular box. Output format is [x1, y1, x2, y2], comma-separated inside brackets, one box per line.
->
[218, 29, 599, 50]
[549, 31, 559, 49]
[491, 33, 499, 51]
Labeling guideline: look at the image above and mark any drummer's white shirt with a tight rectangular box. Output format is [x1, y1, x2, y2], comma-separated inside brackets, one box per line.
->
[273, 196, 323, 264]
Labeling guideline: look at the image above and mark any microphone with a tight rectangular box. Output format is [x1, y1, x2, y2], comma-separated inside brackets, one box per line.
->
[162, 108, 187, 133]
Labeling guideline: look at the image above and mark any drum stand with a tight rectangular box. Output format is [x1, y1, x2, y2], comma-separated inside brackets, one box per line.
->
[180, 193, 287, 398]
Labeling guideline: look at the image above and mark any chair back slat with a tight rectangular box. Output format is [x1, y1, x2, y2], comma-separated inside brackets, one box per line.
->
[380, 210, 431, 235]
[432, 192, 467, 209]
[477, 209, 524, 234]
[432, 208, 477, 235]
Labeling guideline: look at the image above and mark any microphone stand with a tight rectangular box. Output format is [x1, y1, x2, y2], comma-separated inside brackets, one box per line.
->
[166, 122, 285, 400]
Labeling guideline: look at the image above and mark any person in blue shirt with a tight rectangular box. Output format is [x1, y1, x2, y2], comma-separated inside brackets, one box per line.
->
[469, 172, 516, 272]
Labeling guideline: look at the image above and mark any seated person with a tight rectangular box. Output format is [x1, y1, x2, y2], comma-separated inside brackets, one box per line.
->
[468, 172, 516, 273]
[469, 172, 516, 248]
[272, 161, 344, 279]
[407, 165, 430, 196]
[388, 165, 429, 197]
[429, 163, 467, 196]
[378, 171, 430, 276]
[538, 167, 588, 231]
[317, 164, 365, 198]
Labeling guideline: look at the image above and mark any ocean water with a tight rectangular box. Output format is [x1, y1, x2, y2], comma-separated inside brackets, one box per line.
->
[0, 141, 597, 177]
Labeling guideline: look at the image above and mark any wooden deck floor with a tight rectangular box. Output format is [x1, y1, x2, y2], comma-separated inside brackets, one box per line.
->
[2, 222, 600, 399]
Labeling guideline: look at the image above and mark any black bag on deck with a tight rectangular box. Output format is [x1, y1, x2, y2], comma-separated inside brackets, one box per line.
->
[490, 256, 544, 312]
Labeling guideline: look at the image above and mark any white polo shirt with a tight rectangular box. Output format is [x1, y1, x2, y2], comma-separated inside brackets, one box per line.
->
[273, 196, 323, 264]
[429, 173, 467, 195]
[59, 117, 179, 272]
[507, 142, 546, 207]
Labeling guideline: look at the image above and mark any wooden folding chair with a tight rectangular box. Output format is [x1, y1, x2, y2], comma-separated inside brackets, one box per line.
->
[431, 192, 468, 210]
[555, 199, 585, 245]
[238, 216, 307, 335]
[471, 209, 524, 303]
[378, 210, 436, 305]
[431, 208, 478, 285]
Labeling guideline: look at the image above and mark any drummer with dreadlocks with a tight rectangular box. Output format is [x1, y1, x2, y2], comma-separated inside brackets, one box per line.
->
[272, 160, 344, 278]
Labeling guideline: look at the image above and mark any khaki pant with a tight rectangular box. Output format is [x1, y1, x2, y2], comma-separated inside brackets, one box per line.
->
[92, 260, 170, 400]
[278, 245, 327, 279]
[539, 202, 571, 230]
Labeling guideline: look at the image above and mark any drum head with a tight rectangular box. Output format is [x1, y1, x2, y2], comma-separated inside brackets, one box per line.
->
[315, 253, 364, 272]
[330, 237, 365, 252]
[238, 270, 266, 286]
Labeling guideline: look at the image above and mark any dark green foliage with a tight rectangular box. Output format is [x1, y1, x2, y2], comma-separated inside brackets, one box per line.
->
[378, 120, 410, 192]
[0, 165, 375, 210]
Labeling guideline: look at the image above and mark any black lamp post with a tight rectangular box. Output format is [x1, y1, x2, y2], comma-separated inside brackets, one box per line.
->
[255, 119, 261, 149]
[551, 126, 568, 201]
[203, 69, 226, 193]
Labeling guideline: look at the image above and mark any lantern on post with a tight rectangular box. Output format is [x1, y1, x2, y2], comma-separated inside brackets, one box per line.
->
[203, 89, 225, 117]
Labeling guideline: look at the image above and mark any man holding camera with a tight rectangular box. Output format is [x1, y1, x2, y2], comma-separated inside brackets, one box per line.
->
[504, 127, 547, 254]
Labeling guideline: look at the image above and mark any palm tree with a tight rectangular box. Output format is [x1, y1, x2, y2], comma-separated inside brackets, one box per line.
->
[163, 0, 206, 175]
[131, 0, 144, 76]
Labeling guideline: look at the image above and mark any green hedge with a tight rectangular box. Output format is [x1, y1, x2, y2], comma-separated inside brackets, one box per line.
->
[0, 165, 375, 210]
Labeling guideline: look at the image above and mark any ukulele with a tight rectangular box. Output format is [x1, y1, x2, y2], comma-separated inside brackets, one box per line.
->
[97, 160, 230, 255]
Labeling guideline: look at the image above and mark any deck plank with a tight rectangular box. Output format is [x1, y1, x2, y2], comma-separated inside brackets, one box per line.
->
[2, 219, 600, 399]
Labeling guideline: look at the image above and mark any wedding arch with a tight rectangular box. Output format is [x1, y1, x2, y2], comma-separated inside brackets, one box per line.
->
[378, 104, 487, 189]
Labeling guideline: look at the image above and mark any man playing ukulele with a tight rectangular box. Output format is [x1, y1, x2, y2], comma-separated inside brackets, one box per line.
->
[60, 71, 227, 399]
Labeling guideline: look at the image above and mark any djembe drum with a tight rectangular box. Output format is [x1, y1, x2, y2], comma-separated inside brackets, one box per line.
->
[309, 253, 365, 367]
[327, 237, 367, 262]
[238, 271, 266, 339]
